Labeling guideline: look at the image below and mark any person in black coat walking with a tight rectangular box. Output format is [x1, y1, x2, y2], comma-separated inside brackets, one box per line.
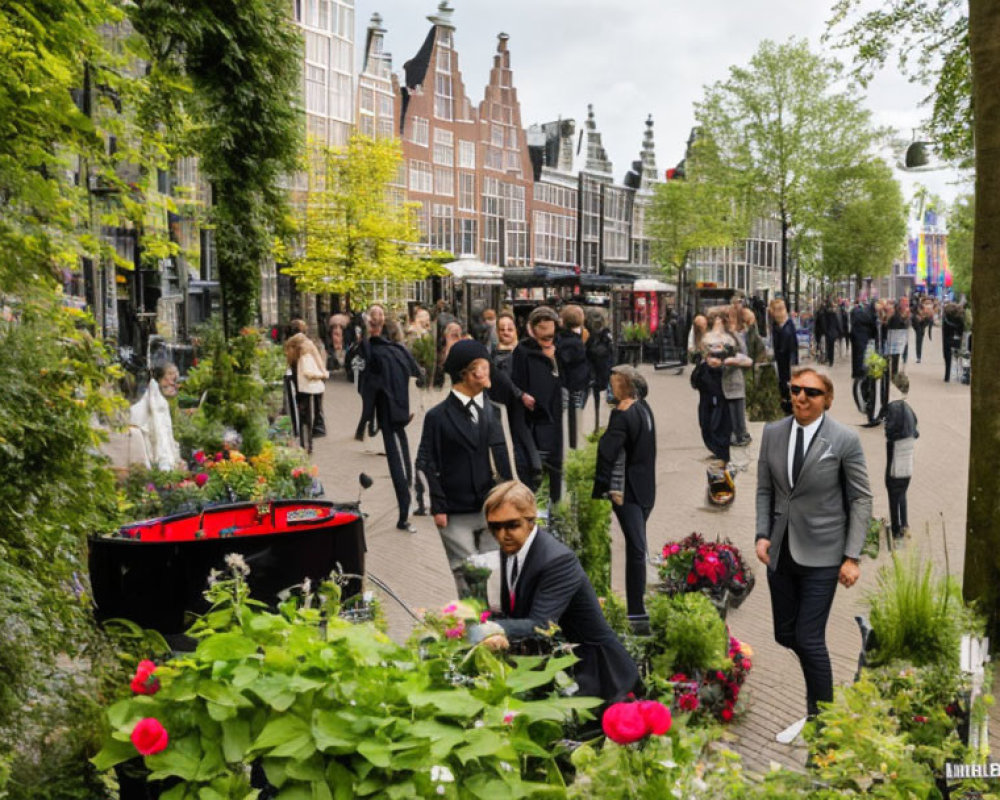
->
[475, 480, 642, 703]
[510, 306, 564, 502]
[849, 301, 879, 425]
[941, 303, 965, 383]
[357, 304, 421, 532]
[585, 308, 614, 433]
[770, 299, 798, 415]
[416, 340, 512, 597]
[593, 365, 656, 625]
[884, 372, 918, 543]
[557, 304, 591, 450]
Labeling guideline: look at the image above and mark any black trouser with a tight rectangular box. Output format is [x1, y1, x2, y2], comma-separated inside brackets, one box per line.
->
[698, 390, 731, 463]
[767, 538, 840, 717]
[296, 393, 315, 453]
[377, 396, 412, 524]
[943, 336, 961, 382]
[312, 394, 326, 437]
[914, 326, 925, 361]
[613, 502, 652, 617]
[532, 420, 563, 504]
[886, 476, 910, 536]
[825, 334, 836, 367]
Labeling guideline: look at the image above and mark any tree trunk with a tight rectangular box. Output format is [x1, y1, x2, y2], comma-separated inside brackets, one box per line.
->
[780, 211, 789, 301]
[964, 0, 1000, 642]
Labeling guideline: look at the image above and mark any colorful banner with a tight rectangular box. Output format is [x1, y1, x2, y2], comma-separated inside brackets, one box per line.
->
[917, 233, 928, 284]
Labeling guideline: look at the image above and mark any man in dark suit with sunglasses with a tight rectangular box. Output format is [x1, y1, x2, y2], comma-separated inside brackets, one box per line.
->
[475, 480, 641, 703]
[755, 365, 872, 726]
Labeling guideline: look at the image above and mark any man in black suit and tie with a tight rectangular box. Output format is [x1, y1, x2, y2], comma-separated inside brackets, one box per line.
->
[475, 480, 641, 703]
[755, 366, 873, 723]
[416, 340, 512, 598]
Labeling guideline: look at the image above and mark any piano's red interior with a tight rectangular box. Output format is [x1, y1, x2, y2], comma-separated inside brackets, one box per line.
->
[120, 504, 357, 542]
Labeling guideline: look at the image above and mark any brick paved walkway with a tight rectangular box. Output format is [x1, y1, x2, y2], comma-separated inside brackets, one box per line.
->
[239, 328, 996, 771]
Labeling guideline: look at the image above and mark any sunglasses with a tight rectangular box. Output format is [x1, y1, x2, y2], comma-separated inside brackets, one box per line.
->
[789, 384, 825, 398]
[487, 517, 533, 534]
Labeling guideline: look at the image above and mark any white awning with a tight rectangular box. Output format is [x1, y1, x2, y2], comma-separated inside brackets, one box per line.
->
[441, 255, 505, 285]
[631, 278, 674, 292]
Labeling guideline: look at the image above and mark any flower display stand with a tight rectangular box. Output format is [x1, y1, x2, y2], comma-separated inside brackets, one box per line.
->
[89, 500, 365, 641]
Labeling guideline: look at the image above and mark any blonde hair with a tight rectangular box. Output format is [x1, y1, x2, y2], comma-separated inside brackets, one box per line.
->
[285, 332, 323, 367]
[560, 304, 585, 329]
[483, 480, 538, 519]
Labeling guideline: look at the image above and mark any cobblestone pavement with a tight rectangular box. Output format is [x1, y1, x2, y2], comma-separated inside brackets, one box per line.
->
[303, 330, 995, 772]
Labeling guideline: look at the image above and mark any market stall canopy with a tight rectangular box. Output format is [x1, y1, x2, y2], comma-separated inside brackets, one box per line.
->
[631, 278, 675, 292]
[442, 255, 505, 285]
[503, 267, 635, 289]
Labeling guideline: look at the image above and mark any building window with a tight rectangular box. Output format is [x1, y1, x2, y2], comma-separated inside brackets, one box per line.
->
[434, 73, 453, 121]
[485, 146, 503, 171]
[376, 118, 394, 140]
[359, 88, 374, 113]
[437, 48, 451, 72]
[458, 172, 475, 211]
[305, 64, 326, 115]
[408, 116, 429, 146]
[378, 94, 393, 117]
[491, 124, 504, 148]
[505, 183, 525, 222]
[434, 166, 453, 196]
[459, 218, 477, 255]
[433, 128, 454, 166]
[359, 115, 374, 137]
[431, 204, 454, 252]
[458, 140, 475, 169]
[408, 160, 432, 193]
[504, 149, 521, 173]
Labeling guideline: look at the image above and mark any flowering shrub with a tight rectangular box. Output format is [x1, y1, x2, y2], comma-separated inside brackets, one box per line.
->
[669, 635, 753, 725]
[656, 532, 755, 613]
[92, 561, 598, 797]
[121, 444, 318, 518]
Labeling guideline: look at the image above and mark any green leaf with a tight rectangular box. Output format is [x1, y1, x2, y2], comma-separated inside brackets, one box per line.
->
[285, 754, 325, 782]
[146, 733, 203, 781]
[250, 675, 298, 711]
[196, 631, 259, 662]
[90, 736, 137, 771]
[357, 740, 391, 768]
[312, 709, 361, 752]
[406, 689, 484, 719]
[275, 785, 312, 800]
[311, 780, 334, 800]
[325, 760, 355, 800]
[505, 654, 579, 693]
[251, 715, 312, 754]
[407, 719, 464, 760]
[455, 727, 512, 765]
[221, 717, 251, 763]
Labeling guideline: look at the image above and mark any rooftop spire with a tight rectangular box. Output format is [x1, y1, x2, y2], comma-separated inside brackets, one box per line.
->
[583, 104, 613, 176]
[640, 114, 659, 189]
[427, 1, 455, 29]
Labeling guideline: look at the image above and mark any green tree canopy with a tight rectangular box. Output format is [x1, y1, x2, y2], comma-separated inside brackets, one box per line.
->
[694, 38, 884, 302]
[947, 192, 974, 296]
[281, 136, 438, 303]
[815, 159, 908, 286]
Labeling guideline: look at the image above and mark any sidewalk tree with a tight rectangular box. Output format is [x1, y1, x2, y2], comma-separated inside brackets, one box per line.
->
[129, 0, 303, 334]
[281, 135, 436, 303]
[815, 159, 908, 289]
[694, 38, 880, 304]
[829, 0, 1000, 642]
[826, 0, 972, 165]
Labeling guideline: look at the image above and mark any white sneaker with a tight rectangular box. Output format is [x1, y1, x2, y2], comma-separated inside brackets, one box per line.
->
[775, 716, 808, 744]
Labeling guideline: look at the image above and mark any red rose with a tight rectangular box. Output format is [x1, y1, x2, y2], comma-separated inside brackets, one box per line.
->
[670, 673, 688, 683]
[742, 658, 752, 672]
[602, 702, 648, 745]
[637, 700, 672, 736]
[193, 450, 206, 464]
[131, 718, 169, 755]
[130, 660, 160, 695]
[686, 573, 697, 585]
[678, 693, 699, 712]
[214, 452, 224, 462]
[720, 707, 734, 722]
[194, 472, 209, 487]
[913, 715, 928, 723]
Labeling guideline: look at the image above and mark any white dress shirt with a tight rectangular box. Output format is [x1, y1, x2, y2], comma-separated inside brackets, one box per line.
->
[787, 413, 825, 488]
[452, 389, 484, 423]
[507, 525, 539, 592]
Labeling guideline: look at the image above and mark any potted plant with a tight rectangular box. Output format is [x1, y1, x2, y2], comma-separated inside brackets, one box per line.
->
[654, 532, 755, 618]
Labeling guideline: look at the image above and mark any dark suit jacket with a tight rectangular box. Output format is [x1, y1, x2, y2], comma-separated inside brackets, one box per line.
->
[358, 336, 420, 427]
[592, 401, 656, 508]
[556, 330, 590, 392]
[415, 393, 512, 515]
[497, 529, 641, 702]
[510, 339, 563, 428]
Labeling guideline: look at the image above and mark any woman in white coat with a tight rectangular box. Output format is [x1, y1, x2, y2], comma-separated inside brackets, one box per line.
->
[285, 333, 328, 454]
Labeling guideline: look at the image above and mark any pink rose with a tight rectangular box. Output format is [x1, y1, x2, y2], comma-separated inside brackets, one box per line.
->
[602, 702, 648, 745]
[503, 711, 517, 724]
[444, 622, 465, 639]
[678, 693, 699, 712]
[194, 472, 208, 487]
[442, 604, 458, 614]
[131, 718, 169, 755]
[479, 610, 491, 623]
[214, 452, 224, 462]
[193, 450, 206, 464]
[637, 700, 672, 736]
[130, 660, 160, 695]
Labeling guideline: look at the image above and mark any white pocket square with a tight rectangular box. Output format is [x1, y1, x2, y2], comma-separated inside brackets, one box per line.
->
[818, 447, 837, 461]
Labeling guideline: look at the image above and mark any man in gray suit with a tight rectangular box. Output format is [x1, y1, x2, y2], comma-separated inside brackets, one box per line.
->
[755, 365, 872, 721]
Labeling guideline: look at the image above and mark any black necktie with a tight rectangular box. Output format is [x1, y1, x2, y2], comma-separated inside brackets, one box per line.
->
[509, 556, 518, 606]
[466, 399, 478, 426]
[792, 425, 805, 485]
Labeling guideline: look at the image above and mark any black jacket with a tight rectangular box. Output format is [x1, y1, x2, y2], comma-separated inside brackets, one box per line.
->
[358, 336, 420, 427]
[586, 328, 614, 389]
[772, 319, 799, 379]
[556, 330, 590, 393]
[884, 399, 919, 442]
[942, 311, 965, 344]
[510, 338, 563, 427]
[593, 401, 656, 508]
[498, 529, 641, 703]
[416, 393, 512, 515]
[850, 305, 877, 345]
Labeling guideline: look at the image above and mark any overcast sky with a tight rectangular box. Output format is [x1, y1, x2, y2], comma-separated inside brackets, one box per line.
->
[354, 0, 970, 226]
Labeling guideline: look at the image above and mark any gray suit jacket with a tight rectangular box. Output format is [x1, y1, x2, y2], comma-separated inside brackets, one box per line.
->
[755, 414, 872, 570]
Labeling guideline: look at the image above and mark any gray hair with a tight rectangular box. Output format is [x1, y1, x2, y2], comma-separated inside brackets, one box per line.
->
[611, 364, 647, 399]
